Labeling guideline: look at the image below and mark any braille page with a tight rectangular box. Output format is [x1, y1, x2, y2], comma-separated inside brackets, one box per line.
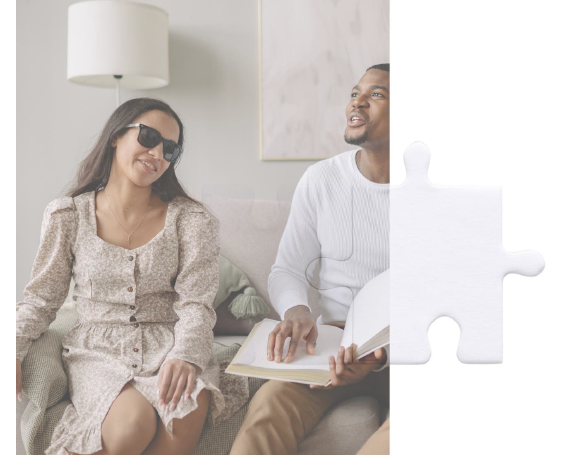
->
[234, 319, 344, 370]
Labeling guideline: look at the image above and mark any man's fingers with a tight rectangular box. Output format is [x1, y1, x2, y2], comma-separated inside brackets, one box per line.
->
[344, 345, 354, 365]
[305, 324, 318, 355]
[274, 328, 290, 363]
[285, 338, 299, 363]
[310, 383, 334, 390]
[329, 355, 342, 386]
[267, 324, 282, 361]
[285, 326, 305, 363]
[358, 348, 385, 364]
[335, 346, 346, 376]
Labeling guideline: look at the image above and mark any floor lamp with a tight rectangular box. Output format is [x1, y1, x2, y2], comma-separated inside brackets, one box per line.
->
[67, 0, 169, 107]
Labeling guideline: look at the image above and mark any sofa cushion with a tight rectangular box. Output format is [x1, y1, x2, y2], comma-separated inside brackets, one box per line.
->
[20, 303, 77, 455]
[204, 193, 322, 321]
[215, 256, 270, 319]
[214, 297, 265, 336]
[204, 194, 290, 320]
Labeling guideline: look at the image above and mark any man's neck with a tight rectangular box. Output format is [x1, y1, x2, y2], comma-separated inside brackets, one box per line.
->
[356, 147, 390, 184]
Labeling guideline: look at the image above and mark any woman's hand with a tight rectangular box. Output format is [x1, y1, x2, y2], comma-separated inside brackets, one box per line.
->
[157, 359, 198, 411]
[16, 359, 22, 401]
[310, 344, 386, 390]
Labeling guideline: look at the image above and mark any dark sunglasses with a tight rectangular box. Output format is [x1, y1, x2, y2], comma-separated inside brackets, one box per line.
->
[125, 123, 182, 163]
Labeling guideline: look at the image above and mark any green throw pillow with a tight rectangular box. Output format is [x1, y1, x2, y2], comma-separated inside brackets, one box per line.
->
[214, 256, 270, 319]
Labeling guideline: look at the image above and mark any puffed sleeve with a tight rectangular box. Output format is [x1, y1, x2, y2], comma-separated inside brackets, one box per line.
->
[165, 203, 219, 373]
[16, 197, 77, 362]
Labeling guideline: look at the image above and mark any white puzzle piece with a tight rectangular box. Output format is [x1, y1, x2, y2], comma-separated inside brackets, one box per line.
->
[390, 142, 545, 364]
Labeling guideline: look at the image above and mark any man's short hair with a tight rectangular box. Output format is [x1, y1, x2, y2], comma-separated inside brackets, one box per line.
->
[366, 63, 390, 72]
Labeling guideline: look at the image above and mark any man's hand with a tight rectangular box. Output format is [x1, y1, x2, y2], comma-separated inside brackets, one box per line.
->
[267, 306, 318, 363]
[310, 344, 386, 390]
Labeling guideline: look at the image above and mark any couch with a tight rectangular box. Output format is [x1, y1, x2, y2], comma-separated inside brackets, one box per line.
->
[16, 194, 385, 455]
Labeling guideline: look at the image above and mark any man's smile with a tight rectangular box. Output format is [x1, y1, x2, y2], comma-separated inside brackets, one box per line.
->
[347, 111, 367, 127]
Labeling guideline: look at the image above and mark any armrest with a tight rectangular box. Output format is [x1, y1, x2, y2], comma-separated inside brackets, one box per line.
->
[19, 303, 78, 455]
[21, 303, 77, 407]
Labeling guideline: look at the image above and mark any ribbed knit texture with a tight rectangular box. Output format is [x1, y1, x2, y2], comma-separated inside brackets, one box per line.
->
[269, 150, 390, 323]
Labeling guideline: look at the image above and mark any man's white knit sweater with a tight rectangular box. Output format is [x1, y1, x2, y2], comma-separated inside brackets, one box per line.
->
[269, 149, 390, 324]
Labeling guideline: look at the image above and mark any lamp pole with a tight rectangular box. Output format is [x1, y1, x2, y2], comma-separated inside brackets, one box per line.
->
[114, 75, 123, 108]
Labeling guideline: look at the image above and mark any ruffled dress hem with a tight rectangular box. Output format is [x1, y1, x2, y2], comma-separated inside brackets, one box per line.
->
[45, 377, 226, 455]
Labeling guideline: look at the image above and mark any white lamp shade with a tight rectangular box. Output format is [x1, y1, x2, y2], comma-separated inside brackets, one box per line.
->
[67, 0, 169, 90]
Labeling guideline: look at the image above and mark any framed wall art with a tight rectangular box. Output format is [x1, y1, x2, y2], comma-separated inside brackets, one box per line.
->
[259, 0, 389, 161]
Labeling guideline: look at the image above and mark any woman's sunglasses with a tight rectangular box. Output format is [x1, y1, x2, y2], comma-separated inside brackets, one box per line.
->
[125, 123, 182, 163]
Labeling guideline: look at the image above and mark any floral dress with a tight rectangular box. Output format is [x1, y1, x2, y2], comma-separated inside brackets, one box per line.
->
[16, 190, 247, 455]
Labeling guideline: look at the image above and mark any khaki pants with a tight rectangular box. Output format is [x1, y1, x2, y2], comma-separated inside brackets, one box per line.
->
[229, 368, 389, 455]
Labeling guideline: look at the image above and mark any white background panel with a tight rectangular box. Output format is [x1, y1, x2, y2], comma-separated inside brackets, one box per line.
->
[391, 1, 574, 453]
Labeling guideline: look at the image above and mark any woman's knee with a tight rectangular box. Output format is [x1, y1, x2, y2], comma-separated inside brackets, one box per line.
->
[145, 389, 211, 455]
[102, 411, 157, 455]
[101, 386, 158, 455]
[170, 388, 211, 439]
[108, 409, 157, 438]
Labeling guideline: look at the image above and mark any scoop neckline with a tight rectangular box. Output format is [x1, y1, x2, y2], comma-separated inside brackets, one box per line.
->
[350, 149, 390, 189]
[89, 190, 174, 252]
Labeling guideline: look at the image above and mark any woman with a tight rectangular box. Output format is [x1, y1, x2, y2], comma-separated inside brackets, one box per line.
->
[16, 98, 230, 455]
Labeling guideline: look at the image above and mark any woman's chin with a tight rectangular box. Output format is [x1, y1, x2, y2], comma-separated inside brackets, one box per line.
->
[127, 175, 157, 189]
[130, 168, 162, 188]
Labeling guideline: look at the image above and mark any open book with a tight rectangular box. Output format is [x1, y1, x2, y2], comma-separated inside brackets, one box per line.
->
[225, 270, 389, 386]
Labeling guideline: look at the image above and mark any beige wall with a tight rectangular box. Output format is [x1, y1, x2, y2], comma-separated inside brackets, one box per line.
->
[17, 0, 324, 297]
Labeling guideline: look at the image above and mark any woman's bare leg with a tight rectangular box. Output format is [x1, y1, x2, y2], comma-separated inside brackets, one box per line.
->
[142, 389, 211, 455]
[70, 383, 157, 455]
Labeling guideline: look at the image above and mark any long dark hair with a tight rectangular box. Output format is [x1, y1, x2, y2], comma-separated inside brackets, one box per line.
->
[67, 98, 194, 202]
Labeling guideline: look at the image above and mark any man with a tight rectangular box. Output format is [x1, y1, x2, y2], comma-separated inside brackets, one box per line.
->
[230, 63, 390, 455]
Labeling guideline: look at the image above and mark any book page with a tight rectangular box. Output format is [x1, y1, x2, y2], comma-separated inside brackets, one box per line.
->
[341, 269, 390, 351]
[234, 319, 344, 370]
